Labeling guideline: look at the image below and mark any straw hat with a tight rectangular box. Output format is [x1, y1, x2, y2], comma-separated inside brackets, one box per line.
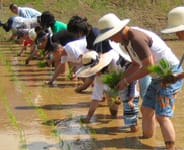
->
[75, 51, 113, 78]
[161, 6, 184, 33]
[28, 28, 37, 40]
[94, 13, 130, 44]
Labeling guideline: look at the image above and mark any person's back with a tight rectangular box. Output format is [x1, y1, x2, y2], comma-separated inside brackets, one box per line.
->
[36, 29, 76, 52]
[131, 27, 179, 65]
[51, 20, 67, 33]
[47, 30, 76, 51]
[40, 11, 67, 33]
[67, 15, 112, 54]
[9, 3, 41, 18]
[18, 7, 41, 18]
[62, 36, 88, 63]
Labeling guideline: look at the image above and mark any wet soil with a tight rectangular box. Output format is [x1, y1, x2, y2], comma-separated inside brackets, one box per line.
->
[0, 40, 184, 150]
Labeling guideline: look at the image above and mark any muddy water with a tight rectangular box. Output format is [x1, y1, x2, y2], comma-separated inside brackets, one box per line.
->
[0, 41, 184, 150]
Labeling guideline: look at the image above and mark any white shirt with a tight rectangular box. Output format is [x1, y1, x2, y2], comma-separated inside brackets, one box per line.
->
[61, 37, 88, 64]
[92, 49, 120, 100]
[11, 17, 39, 32]
[109, 41, 131, 62]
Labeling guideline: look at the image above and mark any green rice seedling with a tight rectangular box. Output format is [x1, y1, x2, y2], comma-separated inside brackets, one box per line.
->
[102, 69, 124, 96]
[2, 95, 19, 129]
[1, 94, 27, 150]
[67, 144, 71, 150]
[102, 69, 124, 89]
[25, 91, 63, 148]
[25, 94, 47, 121]
[89, 127, 96, 135]
[147, 58, 172, 78]
[18, 129, 27, 150]
[66, 64, 74, 80]
[37, 49, 44, 57]
[102, 69, 124, 104]
[37, 60, 48, 68]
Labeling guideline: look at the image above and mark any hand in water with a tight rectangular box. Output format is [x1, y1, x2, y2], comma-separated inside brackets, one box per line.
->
[45, 80, 53, 86]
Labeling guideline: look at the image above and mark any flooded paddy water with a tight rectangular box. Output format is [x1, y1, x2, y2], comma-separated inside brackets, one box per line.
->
[0, 40, 184, 150]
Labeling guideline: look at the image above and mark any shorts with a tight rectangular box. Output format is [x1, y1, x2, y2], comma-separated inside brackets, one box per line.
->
[122, 97, 139, 126]
[142, 65, 183, 117]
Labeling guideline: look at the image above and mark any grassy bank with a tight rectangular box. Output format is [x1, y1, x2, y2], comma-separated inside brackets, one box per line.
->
[0, 0, 184, 39]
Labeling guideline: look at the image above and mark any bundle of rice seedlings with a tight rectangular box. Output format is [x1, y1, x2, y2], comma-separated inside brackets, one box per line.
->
[147, 58, 172, 78]
[102, 69, 124, 104]
[37, 60, 48, 68]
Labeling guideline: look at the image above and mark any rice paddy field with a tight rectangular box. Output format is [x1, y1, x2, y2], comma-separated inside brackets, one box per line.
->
[0, 1, 184, 150]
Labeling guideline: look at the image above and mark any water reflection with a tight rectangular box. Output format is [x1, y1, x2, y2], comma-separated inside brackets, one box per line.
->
[0, 41, 184, 149]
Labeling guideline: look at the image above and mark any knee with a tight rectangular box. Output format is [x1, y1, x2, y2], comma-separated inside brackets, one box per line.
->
[156, 115, 167, 124]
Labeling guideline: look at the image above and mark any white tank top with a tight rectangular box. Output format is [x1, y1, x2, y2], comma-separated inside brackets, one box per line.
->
[131, 27, 179, 66]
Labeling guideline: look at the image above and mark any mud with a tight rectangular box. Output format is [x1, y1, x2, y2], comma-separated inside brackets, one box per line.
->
[0, 40, 184, 150]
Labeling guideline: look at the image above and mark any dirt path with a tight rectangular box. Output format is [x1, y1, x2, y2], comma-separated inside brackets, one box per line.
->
[0, 41, 184, 150]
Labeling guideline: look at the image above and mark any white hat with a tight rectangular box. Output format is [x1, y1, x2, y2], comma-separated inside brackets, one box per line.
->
[94, 13, 130, 44]
[161, 6, 184, 33]
[28, 28, 37, 40]
[75, 51, 113, 78]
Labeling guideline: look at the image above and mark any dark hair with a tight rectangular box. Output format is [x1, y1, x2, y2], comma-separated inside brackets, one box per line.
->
[35, 31, 48, 44]
[67, 15, 91, 36]
[41, 11, 55, 28]
[16, 29, 28, 39]
[34, 26, 42, 34]
[52, 43, 62, 51]
[9, 3, 17, 10]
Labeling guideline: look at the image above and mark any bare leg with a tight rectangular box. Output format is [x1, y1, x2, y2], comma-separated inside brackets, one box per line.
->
[75, 77, 94, 93]
[25, 45, 37, 64]
[18, 47, 26, 56]
[141, 105, 156, 138]
[156, 115, 175, 149]
[81, 100, 99, 123]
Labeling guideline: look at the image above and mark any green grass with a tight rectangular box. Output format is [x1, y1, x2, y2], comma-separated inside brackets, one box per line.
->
[0, 0, 184, 37]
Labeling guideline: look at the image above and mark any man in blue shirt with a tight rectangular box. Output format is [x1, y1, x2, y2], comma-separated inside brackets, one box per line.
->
[9, 3, 41, 18]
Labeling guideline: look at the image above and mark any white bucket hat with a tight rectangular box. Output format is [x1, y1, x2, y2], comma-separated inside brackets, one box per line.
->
[75, 51, 113, 78]
[161, 6, 184, 33]
[28, 28, 37, 40]
[94, 13, 130, 44]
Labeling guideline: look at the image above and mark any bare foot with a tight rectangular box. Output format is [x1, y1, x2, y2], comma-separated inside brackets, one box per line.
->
[80, 117, 90, 123]
[130, 125, 138, 132]
[45, 81, 53, 86]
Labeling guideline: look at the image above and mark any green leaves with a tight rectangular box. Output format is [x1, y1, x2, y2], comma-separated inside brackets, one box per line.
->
[66, 64, 74, 80]
[102, 69, 124, 96]
[102, 70, 124, 89]
[37, 61, 48, 68]
[147, 58, 172, 78]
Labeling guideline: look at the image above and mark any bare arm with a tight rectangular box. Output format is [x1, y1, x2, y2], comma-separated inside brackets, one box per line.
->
[46, 62, 65, 85]
[175, 71, 184, 80]
[25, 44, 37, 64]
[117, 55, 154, 90]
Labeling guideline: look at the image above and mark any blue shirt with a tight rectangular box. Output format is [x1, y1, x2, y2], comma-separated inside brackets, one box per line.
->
[18, 7, 41, 18]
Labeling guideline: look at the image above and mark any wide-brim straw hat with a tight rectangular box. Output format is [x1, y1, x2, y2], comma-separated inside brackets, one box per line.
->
[75, 51, 113, 78]
[161, 6, 184, 34]
[94, 13, 130, 44]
